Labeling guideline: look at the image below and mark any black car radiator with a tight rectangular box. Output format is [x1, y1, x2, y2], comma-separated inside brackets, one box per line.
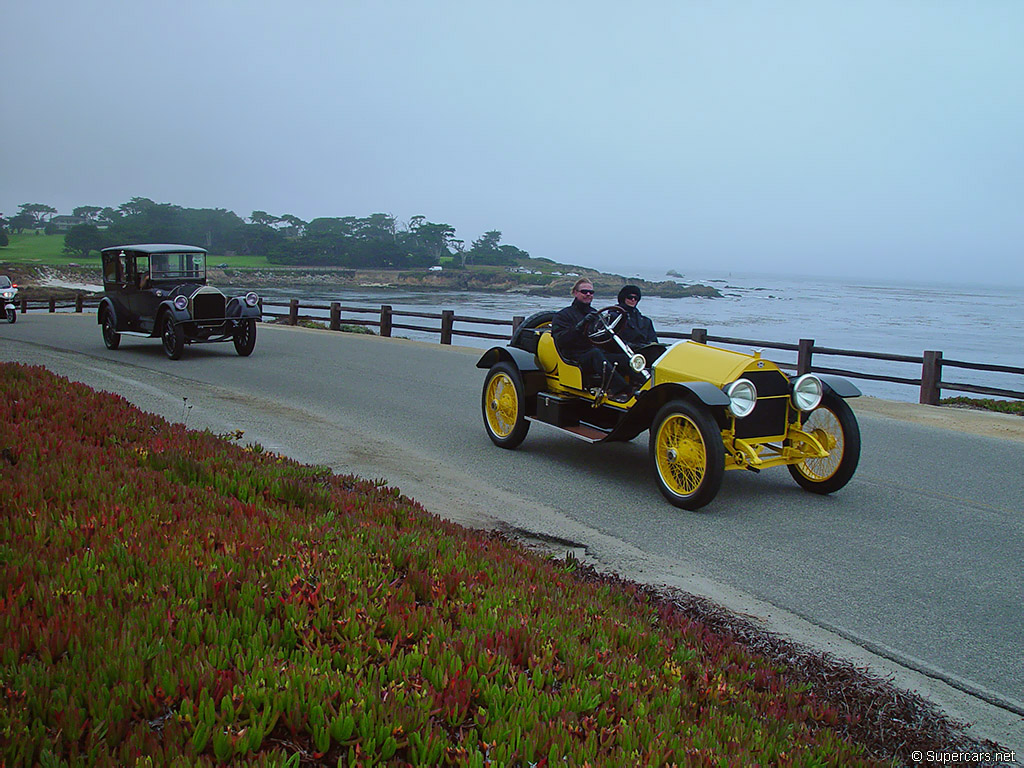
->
[735, 369, 790, 439]
[192, 292, 226, 321]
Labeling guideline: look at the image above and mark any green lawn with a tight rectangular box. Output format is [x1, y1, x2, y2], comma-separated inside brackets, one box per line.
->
[0, 233, 271, 269]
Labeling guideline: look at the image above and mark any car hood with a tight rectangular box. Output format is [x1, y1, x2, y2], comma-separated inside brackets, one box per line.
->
[166, 283, 219, 299]
[652, 341, 785, 388]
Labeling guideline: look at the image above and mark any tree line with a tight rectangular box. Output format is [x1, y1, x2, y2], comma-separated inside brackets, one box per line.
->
[0, 199, 530, 269]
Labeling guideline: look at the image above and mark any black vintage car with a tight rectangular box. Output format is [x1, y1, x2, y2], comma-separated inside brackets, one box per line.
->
[98, 244, 261, 360]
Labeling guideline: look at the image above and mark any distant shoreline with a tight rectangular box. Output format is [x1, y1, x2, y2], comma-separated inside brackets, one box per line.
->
[3, 262, 723, 300]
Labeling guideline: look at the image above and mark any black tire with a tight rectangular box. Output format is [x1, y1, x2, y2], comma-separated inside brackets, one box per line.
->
[649, 399, 725, 510]
[482, 362, 530, 449]
[160, 314, 184, 360]
[233, 319, 257, 356]
[787, 392, 861, 494]
[101, 309, 120, 349]
[6, 307, 16, 324]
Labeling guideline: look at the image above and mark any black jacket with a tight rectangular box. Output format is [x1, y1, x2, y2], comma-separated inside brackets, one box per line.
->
[551, 299, 594, 361]
[618, 304, 658, 347]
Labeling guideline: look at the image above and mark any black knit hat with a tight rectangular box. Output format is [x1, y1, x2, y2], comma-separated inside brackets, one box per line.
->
[618, 284, 642, 304]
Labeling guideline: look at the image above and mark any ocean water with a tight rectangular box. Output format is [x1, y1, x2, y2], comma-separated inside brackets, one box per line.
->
[261, 271, 1024, 403]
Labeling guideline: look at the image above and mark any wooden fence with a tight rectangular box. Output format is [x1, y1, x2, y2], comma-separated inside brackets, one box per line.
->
[15, 295, 1024, 405]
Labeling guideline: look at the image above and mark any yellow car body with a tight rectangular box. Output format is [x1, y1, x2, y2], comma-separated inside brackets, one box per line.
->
[478, 309, 861, 510]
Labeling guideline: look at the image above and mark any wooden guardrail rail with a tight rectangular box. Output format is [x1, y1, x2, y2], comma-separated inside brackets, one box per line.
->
[14, 295, 1023, 405]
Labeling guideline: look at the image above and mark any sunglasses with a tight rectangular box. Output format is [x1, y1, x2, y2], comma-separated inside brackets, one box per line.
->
[577, 289, 594, 295]
[624, 295, 639, 301]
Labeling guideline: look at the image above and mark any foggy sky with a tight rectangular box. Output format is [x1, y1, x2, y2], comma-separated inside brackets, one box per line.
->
[3, 1, 1022, 286]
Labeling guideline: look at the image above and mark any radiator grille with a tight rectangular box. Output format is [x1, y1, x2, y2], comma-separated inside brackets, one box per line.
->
[736, 396, 789, 439]
[192, 291, 226, 320]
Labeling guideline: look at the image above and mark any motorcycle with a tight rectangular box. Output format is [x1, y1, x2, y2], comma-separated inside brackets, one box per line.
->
[1, 278, 18, 323]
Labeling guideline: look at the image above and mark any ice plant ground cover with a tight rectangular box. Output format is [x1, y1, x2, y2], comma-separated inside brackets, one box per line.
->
[0, 363, 885, 766]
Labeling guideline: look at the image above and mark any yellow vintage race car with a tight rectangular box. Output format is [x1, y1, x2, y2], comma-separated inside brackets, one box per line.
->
[477, 307, 861, 510]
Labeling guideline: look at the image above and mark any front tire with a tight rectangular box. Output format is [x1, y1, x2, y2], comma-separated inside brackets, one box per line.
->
[649, 399, 725, 510]
[788, 392, 861, 494]
[482, 362, 530, 449]
[160, 314, 184, 360]
[233, 319, 257, 356]
[101, 310, 120, 349]
[6, 307, 16, 324]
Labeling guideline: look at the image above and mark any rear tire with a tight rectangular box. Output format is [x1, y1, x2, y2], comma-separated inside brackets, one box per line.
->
[233, 319, 257, 356]
[649, 399, 725, 510]
[161, 314, 184, 360]
[787, 392, 861, 494]
[482, 362, 530, 449]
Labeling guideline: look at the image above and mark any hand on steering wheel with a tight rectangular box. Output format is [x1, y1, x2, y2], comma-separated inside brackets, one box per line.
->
[583, 305, 625, 344]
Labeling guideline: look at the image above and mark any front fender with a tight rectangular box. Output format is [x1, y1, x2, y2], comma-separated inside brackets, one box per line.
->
[817, 374, 861, 398]
[605, 382, 730, 442]
[97, 297, 116, 325]
[156, 301, 192, 329]
[226, 296, 262, 319]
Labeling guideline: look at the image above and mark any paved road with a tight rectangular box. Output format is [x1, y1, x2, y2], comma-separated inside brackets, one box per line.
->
[3, 314, 1022, 748]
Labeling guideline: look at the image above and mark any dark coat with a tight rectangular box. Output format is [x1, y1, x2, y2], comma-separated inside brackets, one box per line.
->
[617, 304, 658, 347]
[551, 298, 594, 361]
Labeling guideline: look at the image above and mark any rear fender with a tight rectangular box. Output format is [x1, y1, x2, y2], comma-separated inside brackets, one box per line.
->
[476, 346, 540, 372]
[477, 346, 547, 404]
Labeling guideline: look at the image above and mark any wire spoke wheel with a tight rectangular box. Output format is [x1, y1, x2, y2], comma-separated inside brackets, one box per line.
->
[481, 362, 530, 448]
[788, 392, 861, 494]
[650, 400, 724, 510]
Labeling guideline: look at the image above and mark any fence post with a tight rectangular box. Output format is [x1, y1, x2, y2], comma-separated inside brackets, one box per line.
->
[19, 298, 27, 314]
[798, 339, 815, 375]
[380, 305, 392, 337]
[921, 351, 943, 405]
[330, 302, 341, 331]
[75, 294, 84, 313]
[512, 315, 524, 336]
[440, 310, 454, 345]
[49, 298, 56, 313]
[288, 299, 298, 326]
[690, 328, 707, 343]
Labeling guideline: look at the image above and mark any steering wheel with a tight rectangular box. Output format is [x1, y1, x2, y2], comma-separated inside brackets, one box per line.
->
[582, 305, 626, 344]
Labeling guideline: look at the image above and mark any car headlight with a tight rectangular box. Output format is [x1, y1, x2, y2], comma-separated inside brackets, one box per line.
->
[244, 291, 259, 308]
[173, 295, 189, 311]
[791, 374, 824, 412]
[724, 378, 757, 419]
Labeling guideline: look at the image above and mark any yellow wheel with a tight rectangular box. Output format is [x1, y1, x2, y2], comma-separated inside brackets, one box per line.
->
[649, 400, 724, 510]
[482, 362, 530, 448]
[788, 392, 861, 494]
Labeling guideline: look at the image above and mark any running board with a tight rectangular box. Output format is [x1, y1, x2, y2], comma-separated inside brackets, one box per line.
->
[527, 417, 610, 443]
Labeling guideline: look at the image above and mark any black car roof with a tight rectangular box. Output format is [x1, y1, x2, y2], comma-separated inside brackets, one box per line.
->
[100, 244, 207, 255]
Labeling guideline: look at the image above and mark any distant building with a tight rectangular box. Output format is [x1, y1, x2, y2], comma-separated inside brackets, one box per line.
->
[48, 215, 87, 231]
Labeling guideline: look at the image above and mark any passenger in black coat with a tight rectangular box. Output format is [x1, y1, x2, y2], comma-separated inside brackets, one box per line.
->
[551, 279, 632, 399]
[616, 285, 658, 348]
